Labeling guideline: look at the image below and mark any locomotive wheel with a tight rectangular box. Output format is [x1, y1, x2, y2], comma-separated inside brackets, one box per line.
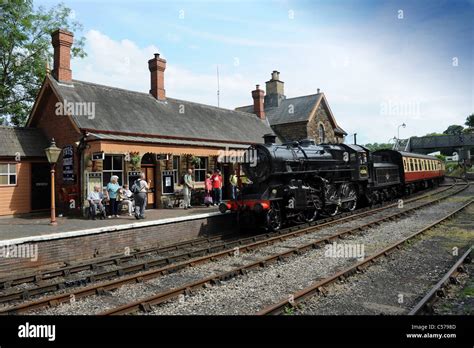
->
[324, 205, 339, 216]
[341, 184, 357, 212]
[265, 203, 282, 231]
[324, 184, 340, 216]
[303, 199, 319, 222]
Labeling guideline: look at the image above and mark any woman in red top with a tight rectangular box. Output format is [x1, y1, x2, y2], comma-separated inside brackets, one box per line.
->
[211, 169, 223, 205]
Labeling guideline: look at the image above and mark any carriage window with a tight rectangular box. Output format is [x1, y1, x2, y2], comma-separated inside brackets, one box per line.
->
[409, 159, 413, 172]
[403, 159, 407, 171]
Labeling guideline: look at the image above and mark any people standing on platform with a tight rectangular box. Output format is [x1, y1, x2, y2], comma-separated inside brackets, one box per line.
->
[183, 168, 194, 209]
[229, 169, 238, 200]
[211, 169, 223, 206]
[120, 184, 134, 216]
[106, 175, 121, 218]
[204, 172, 213, 206]
[87, 185, 106, 219]
[133, 172, 149, 220]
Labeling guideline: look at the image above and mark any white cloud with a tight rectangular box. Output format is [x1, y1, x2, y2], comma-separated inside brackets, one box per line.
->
[72, 28, 471, 144]
[72, 30, 254, 109]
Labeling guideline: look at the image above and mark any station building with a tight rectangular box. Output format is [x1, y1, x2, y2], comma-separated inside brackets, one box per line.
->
[0, 29, 347, 216]
[236, 71, 347, 144]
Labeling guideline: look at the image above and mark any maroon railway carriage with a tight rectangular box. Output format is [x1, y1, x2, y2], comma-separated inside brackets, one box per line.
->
[373, 150, 445, 193]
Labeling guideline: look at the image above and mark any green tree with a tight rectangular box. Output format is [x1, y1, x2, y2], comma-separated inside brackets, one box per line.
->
[443, 125, 464, 135]
[363, 143, 393, 152]
[0, 0, 86, 126]
[464, 114, 474, 133]
[465, 114, 474, 128]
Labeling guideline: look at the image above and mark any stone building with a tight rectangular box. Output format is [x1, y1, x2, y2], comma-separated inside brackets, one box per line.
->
[236, 71, 347, 144]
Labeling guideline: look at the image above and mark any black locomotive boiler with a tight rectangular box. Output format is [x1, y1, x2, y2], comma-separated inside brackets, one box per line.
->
[219, 135, 443, 231]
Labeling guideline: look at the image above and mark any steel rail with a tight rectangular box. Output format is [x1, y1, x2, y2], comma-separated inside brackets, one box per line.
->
[0, 178, 458, 291]
[97, 188, 470, 315]
[256, 200, 473, 315]
[0, 179, 465, 314]
[408, 246, 472, 315]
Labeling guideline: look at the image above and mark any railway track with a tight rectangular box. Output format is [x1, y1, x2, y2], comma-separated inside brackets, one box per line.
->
[0, 180, 460, 306]
[1, 185, 451, 291]
[0, 178, 466, 314]
[408, 246, 472, 315]
[256, 199, 473, 315]
[93, 182, 468, 315]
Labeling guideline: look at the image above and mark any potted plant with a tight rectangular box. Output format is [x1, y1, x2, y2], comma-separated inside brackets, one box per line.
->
[130, 152, 141, 170]
[189, 155, 201, 168]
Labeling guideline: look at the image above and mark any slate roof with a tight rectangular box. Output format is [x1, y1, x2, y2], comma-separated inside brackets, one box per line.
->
[48, 77, 273, 145]
[237, 94, 321, 125]
[236, 93, 347, 135]
[88, 132, 250, 149]
[0, 127, 49, 157]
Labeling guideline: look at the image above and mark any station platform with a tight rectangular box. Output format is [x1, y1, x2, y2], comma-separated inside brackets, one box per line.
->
[0, 206, 235, 275]
[0, 206, 221, 244]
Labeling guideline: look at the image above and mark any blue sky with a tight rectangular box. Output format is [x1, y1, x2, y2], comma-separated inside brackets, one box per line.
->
[36, 0, 473, 144]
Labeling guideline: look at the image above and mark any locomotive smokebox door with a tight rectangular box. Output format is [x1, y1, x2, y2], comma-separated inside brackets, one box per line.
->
[295, 180, 307, 209]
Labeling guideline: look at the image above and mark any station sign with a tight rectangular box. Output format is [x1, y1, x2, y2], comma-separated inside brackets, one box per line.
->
[92, 152, 105, 160]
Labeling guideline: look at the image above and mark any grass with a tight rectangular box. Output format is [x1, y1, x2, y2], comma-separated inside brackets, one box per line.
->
[461, 284, 474, 298]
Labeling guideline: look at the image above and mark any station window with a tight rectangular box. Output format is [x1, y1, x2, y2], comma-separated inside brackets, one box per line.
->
[0, 163, 17, 185]
[172, 156, 180, 184]
[103, 155, 123, 186]
[194, 157, 208, 182]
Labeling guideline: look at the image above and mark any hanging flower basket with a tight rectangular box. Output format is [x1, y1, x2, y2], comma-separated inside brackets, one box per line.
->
[130, 152, 141, 170]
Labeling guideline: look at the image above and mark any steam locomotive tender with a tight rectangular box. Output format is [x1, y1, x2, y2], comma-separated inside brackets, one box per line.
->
[219, 135, 444, 231]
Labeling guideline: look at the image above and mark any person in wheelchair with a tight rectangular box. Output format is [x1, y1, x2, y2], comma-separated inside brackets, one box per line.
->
[87, 185, 106, 220]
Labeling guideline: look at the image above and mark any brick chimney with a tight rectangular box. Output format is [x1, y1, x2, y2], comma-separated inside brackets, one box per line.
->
[265, 70, 285, 107]
[252, 85, 265, 120]
[148, 53, 166, 100]
[51, 29, 74, 83]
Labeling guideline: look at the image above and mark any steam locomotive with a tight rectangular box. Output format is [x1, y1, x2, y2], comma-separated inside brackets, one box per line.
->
[219, 134, 445, 231]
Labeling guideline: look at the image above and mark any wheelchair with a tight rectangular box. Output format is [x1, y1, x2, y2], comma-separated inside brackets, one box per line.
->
[86, 200, 107, 220]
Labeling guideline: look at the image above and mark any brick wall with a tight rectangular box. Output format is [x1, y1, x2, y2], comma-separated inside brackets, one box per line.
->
[0, 214, 237, 276]
[30, 86, 82, 205]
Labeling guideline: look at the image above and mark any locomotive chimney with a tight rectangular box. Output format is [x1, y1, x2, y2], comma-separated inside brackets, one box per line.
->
[263, 133, 277, 145]
[252, 84, 265, 120]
